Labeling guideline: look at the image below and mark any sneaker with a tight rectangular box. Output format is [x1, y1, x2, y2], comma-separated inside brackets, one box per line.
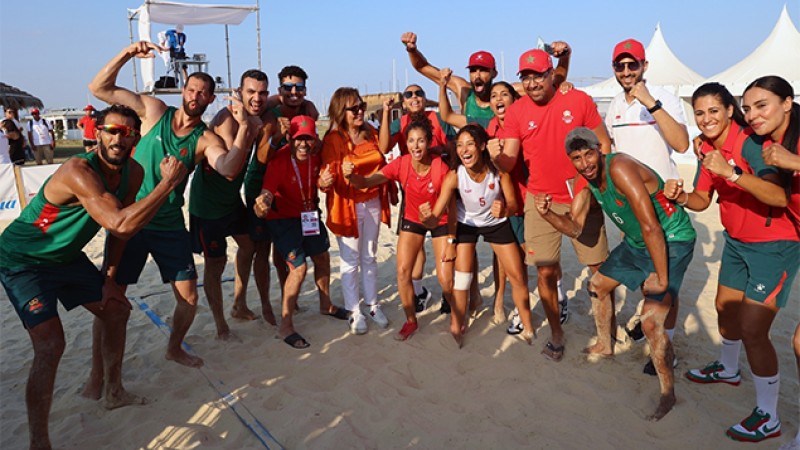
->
[506, 309, 523, 335]
[439, 295, 451, 314]
[726, 407, 782, 442]
[394, 321, 418, 341]
[558, 299, 569, 325]
[685, 360, 741, 385]
[415, 287, 431, 313]
[368, 305, 389, 329]
[643, 355, 679, 376]
[349, 312, 367, 335]
[626, 320, 645, 343]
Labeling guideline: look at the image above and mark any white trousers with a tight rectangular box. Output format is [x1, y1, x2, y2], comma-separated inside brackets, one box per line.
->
[336, 196, 381, 312]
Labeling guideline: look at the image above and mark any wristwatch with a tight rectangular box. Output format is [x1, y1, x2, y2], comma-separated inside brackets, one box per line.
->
[727, 166, 743, 183]
[446, 237, 458, 245]
[647, 100, 663, 114]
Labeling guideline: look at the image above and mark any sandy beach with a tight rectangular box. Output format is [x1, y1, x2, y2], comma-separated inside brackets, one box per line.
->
[1, 163, 798, 450]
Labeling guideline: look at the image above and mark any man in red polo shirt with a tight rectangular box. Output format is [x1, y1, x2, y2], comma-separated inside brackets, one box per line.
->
[489, 49, 612, 362]
[78, 104, 98, 152]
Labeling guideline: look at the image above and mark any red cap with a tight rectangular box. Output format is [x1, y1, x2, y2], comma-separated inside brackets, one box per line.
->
[289, 115, 316, 139]
[466, 51, 496, 70]
[517, 49, 553, 75]
[31, 108, 40, 114]
[613, 39, 645, 61]
[83, 105, 95, 111]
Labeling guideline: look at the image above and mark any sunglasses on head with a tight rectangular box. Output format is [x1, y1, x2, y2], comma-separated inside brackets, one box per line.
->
[345, 102, 367, 113]
[281, 82, 306, 92]
[613, 60, 642, 73]
[98, 124, 139, 138]
[403, 89, 425, 99]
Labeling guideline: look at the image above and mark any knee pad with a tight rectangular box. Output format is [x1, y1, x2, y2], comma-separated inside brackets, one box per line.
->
[453, 270, 473, 291]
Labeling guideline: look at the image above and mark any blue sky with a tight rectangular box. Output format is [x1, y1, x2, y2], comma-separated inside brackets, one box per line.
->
[1, 0, 797, 112]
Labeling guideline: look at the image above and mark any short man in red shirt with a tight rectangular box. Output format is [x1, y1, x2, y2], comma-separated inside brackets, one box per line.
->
[254, 115, 338, 349]
[489, 49, 612, 362]
[78, 105, 98, 152]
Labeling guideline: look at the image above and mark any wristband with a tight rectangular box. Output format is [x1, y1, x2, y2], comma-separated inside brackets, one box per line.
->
[647, 100, 663, 114]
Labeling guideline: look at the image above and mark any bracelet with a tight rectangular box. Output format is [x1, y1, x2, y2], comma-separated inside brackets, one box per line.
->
[678, 191, 689, 207]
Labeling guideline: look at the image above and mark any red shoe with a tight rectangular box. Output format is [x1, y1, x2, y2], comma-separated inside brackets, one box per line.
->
[394, 321, 418, 341]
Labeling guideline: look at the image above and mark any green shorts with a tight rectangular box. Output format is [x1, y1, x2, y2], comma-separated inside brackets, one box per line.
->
[599, 239, 695, 302]
[719, 232, 800, 308]
[266, 217, 330, 269]
[116, 228, 198, 285]
[508, 215, 525, 245]
[0, 253, 102, 329]
[190, 206, 248, 258]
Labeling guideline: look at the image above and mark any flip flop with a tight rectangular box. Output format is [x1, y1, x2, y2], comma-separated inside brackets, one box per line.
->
[283, 332, 310, 349]
[542, 340, 565, 362]
[322, 307, 350, 320]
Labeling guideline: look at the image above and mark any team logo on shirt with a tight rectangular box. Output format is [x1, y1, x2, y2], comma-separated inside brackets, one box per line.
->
[528, 121, 537, 130]
[488, 183, 495, 190]
[180, 148, 188, 157]
[562, 110, 574, 124]
[27, 298, 44, 314]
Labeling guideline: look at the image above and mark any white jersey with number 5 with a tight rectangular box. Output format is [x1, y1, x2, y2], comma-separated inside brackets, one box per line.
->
[456, 165, 505, 227]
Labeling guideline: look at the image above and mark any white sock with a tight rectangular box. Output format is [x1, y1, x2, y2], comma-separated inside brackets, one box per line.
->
[752, 373, 780, 422]
[557, 279, 565, 302]
[412, 279, 424, 296]
[666, 328, 675, 342]
[719, 338, 741, 374]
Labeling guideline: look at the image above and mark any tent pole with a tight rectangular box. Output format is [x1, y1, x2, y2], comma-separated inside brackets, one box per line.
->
[225, 25, 232, 93]
[256, 0, 262, 70]
[128, 10, 139, 92]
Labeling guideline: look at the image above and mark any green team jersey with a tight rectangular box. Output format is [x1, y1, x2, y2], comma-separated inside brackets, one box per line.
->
[464, 90, 494, 128]
[188, 137, 249, 219]
[0, 152, 130, 269]
[134, 107, 202, 230]
[587, 154, 696, 248]
[243, 105, 281, 201]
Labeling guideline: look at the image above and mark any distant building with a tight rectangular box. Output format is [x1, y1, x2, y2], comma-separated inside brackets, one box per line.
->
[24, 108, 85, 140]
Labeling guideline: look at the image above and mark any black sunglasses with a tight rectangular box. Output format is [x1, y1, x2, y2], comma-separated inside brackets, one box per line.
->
[403, 89, 425, 99]
[281, 82, 306, 92]
[613, 60, 642, 73]
[345, 102, 367, 113]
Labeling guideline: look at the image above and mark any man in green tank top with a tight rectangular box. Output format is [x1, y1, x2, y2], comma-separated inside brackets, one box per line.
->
[0, 105, 187, 450]
[189, 69, 273, 340]
[88, 41, 257, 372]
[534, 127, 696, 422]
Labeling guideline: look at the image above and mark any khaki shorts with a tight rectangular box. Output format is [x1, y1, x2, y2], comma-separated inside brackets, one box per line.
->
[523, 195, 608, 267]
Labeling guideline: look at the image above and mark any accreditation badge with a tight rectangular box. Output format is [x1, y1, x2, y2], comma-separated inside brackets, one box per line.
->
[301, 210, 320, 236]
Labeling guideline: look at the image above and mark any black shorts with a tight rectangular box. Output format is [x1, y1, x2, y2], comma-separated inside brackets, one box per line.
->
[400, 218, 449, 237]
[83, 139, 98, 147]
[190, 207, 248, 258]
[456, 221, 516, 244]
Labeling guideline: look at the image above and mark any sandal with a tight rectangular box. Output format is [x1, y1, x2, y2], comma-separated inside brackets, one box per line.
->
[542, 340, 565, 362]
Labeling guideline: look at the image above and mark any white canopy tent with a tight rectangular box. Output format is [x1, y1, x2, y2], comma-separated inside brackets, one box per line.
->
[127, 0, 260, 93]
[707, 5, 800, 96]
[584, 23, 705, 100]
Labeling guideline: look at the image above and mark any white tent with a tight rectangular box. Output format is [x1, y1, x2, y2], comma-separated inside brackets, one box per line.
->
[707, 5, 800, 96]
[584, 23, 705, 99]
[127, 0, 259, 93]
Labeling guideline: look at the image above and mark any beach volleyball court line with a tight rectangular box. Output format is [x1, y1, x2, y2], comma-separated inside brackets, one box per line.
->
[131, 295, 285, 450]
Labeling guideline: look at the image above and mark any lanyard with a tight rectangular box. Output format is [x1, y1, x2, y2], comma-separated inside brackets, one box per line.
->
[290, 156, 313, 211]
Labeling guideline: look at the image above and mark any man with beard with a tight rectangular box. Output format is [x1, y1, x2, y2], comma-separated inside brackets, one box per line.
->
[189, 69, 269, 340]
[604, 39, 690, 368]
[533, 127, 695, 421]
[489, 49, 611, 363]
[0, 105, 188, 449]
[400, 32, 571, 128]
[85, 41, 254, 376]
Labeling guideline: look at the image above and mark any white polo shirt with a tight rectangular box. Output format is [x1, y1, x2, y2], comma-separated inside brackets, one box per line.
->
[605, 84, 686, 180]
